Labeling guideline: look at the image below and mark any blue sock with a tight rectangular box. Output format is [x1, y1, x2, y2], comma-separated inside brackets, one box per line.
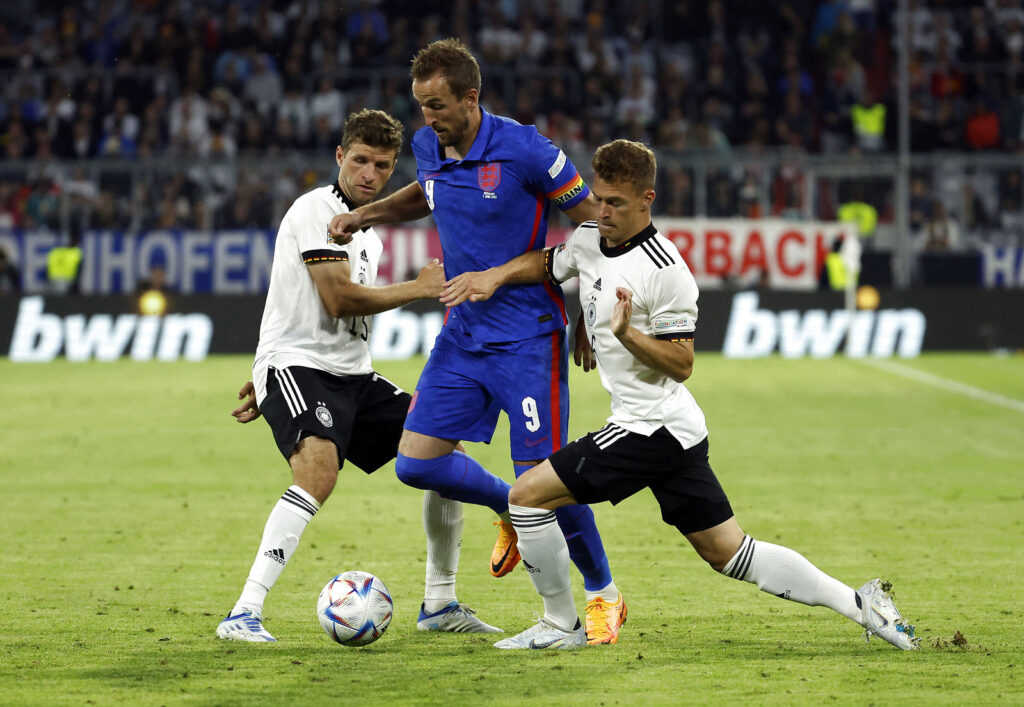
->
[513, 462, 612, 592]
[396, 451, 509, 515]
[555, 504, 612, 591]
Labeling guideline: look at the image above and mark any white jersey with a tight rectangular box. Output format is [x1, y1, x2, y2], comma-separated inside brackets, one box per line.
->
[253, 183, 383, 404]
[549, 221, 708, 447]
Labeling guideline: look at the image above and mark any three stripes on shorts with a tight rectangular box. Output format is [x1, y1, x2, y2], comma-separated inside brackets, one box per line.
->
[274, 368, 307, 418]
[592, 423, 630, 449]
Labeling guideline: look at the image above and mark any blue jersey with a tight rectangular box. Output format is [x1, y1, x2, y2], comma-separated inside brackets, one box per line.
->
[412, 108, 590, 347]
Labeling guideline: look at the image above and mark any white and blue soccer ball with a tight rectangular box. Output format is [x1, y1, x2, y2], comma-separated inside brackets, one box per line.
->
[317, 571, 393, 646]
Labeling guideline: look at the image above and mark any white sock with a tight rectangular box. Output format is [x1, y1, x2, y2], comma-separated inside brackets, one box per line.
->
[509, 503, 578, 631]
[722, 535, 862, 623]
[234, 485, 319, 616]
[585, 581, 620, 603]
[422, 491, 463, 613]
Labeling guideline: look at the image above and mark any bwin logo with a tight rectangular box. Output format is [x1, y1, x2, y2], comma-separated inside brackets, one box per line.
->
[9, 296, 213, 362]
[722, 292, 926, 359]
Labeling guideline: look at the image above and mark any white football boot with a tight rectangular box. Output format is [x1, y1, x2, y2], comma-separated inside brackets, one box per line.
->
[494, 616, 586, 650]
[216, 610, 277, 642]
[416, 602, 503, 633]
[858, 579, 919, 650]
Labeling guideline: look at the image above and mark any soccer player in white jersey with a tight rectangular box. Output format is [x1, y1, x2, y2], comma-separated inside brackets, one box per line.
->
[441, 139, 919, 651]
[217, 109, 505, 642]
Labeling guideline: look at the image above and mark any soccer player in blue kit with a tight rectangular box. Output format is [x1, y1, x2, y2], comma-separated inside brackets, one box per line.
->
[329, 38, 626, 644]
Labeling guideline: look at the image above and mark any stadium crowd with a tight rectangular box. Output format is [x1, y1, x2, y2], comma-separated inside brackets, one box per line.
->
[0, 0, 1022, 250]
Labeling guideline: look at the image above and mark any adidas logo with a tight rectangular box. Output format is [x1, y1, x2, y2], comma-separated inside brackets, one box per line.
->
[593, 278, 602, 291]
[360, 250, 369, 262]
[264, 548, 286, 565]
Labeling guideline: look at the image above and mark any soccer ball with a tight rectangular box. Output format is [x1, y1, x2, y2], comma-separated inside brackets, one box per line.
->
[317, 571, 393, 646]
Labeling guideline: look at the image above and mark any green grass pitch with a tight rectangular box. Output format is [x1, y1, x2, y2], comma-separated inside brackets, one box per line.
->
[1, 352, 1022, 705]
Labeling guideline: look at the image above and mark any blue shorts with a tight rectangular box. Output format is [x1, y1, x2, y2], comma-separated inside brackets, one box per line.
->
[404, 327, 570, 462]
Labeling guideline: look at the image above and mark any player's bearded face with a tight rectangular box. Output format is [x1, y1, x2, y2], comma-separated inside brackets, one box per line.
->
[336, 141, 398, 207]
[413, 76, 475, 148]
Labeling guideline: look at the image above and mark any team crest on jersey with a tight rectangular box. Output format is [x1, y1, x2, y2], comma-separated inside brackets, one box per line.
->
[478, 163, 501, 192]
[586, 298, 598, 327]
[358, 271, 366, 284]
[315, 404, 333, 428]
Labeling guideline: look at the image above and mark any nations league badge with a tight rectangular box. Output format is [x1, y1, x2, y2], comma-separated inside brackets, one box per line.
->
[315, 404, 333, 428]
[586, 299, 598, 327]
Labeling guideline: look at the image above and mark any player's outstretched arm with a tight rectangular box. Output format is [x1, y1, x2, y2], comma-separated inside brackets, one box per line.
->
[440, 249, 547, 307]
[232, 380, 261, 423]
[611, 287, 694, 382]
[311, 258, 445, 318]
[329, 182, 431, 244]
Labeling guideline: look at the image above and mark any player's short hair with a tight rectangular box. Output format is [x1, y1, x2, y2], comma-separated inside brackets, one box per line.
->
[410, 38, 482, 99]
[592, 140, 657, 194]
[341, 109, 403, 156]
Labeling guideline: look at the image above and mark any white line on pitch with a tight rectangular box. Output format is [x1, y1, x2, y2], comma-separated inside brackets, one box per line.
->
[858, 358, 1024, 414]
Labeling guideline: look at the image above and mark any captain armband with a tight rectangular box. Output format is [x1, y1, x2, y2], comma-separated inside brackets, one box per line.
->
[303, 249, 349, 265]
[655, 332, 695, 343]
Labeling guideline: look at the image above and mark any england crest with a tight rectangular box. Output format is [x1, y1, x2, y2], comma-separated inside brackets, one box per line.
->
[478, 163, 501, 192]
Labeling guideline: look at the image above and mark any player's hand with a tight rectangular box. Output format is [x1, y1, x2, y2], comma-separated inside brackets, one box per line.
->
[573, 311, 596, 372]
[611, 287, 633, 338]
[232, 380, 262, 423]
[328, 212, 363, 245]
[440, 269, 502, 307]
[417, 259, 446, 298]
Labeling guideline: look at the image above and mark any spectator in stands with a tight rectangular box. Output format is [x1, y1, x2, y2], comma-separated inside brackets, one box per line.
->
[930, 40, 965, 99]
[851, 87, 886, 152]
[775, 90, 815, 150]
[98, 115, 139, 159]
[811, 0, 849, 49]
[2, 119, 30, 159]
[347, 0, 390, 47]
[46, 223, 83, 295]
[244, 55, 283, 119]
[932, 97, 964, 149]
[909, 175, 932, 236]
[516, 14, 548, 68]
[310, 78, 345, 135]
[661, 167, 695, 218]
[920, 200, 960, 252]
[960, 181, 993, 234]
[615, 65, 657, 134]
[964, 98, 1000, 150]
[0, 244, 20, 294]
[169, 81, 209, 155]
[102, 98, 140, 145]
[654, 104, 690, 149]
[0, 183, 17, 228]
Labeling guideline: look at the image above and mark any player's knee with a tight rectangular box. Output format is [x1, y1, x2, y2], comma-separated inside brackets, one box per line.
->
[394, 452, 447, 489]
[507, 479, 539, 508]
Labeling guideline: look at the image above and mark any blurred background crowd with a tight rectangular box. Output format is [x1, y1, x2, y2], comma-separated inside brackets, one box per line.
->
[0, 0, 1022, 264]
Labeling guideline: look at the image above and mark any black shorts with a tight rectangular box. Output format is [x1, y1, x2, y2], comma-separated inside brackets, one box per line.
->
[549, 426, 733, 535]
[261, 366, 410, 473]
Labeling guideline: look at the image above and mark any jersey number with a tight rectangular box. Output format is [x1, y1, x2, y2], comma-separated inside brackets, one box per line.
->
[522, 397, 540, 432]
[424, 179, 435, 210]
[349, 316, 368, 341]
